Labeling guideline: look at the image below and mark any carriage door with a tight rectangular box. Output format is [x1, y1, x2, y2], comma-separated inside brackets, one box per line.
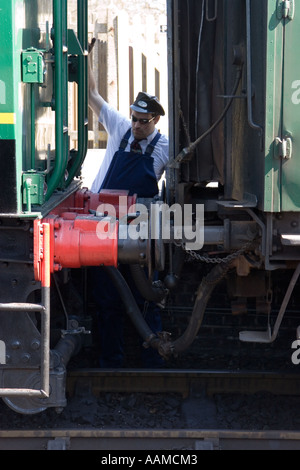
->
[280, 1, 300, 211]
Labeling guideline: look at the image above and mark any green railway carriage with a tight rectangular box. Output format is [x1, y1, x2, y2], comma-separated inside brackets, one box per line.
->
[0, 0, 88, 214]
[0, 0, 90, 413]
[1, 0, 300, 414]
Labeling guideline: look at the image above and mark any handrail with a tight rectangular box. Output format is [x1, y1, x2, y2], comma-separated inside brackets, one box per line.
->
[45, 0, 69, 200]
[65, 0, 88, 185]
[0, 223, 51, 399]
[245, 0, 263, 137]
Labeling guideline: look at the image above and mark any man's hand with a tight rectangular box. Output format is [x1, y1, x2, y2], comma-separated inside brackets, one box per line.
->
[87, 37, 105, 116]
[88, 37, 96, 54]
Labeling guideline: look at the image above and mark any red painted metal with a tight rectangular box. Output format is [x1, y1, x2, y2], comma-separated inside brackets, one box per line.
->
[47, 213, 118, 271]
[33, 189, 135, 281]
[49, 188, 136, 217]
[34, 220, 52, 285]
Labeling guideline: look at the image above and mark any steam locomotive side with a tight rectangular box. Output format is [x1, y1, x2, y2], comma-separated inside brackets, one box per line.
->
[0, 0, 169, 415]
[0, 0, 300, 415]
[0, 0, 92, 413]
[0, 0, 118, 414]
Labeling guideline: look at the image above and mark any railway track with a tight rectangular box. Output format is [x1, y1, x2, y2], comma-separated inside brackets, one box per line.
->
[66, 368, 300, 397]
[1, 368, 300, 450]
[1, 428, 300, 450]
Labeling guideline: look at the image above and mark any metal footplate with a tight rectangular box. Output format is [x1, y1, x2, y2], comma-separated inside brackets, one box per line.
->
[239, 327, 272, 343]
[0, 302, 49, 398]
[239, 264, 300, 343]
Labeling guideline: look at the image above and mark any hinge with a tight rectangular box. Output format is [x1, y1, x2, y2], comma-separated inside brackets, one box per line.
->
[277, 0, 295, 20]
[275, 136, 293, 159]
[21, 48, 45, 84]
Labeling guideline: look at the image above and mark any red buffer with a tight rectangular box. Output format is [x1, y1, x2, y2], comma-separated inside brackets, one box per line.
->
[34, 189, 136, 282]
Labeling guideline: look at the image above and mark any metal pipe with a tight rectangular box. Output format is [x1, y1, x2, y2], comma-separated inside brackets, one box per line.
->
[245, 0, 263, 136]
[24, 178, 32, 213]
[0, 303, 43, 312]
[46, 0, 69, 200]
[0, 223, 51, 399]
[104, 266, 157, 347]
[30, 84, 35, 169]
[52, 334, 82, 367]
[270, 263, 300, 341]
[0, 301, 49, 398]
[65, 0, 88, 185]
[170, 262, 232, 356]
[129, 265, 166, 303]
[170, 225, 225, 245]
[40, 222, 51, 398]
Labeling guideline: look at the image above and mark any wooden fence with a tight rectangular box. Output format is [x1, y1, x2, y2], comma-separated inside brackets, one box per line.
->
[69, 10, 168, 151]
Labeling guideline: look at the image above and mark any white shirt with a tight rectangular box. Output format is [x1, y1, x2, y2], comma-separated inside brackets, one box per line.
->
[91, 102, 169, 193]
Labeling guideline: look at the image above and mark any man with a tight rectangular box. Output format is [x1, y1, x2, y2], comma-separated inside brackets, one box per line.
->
[88, 40, 169, 367]
[89, 85, 168, 195]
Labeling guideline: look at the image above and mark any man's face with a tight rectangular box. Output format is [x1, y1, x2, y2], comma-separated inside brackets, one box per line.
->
[131, 111, 160, 140]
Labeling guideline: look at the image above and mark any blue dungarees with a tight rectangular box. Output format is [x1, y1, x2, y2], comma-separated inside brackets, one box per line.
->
[91, 128, 164, 367]
[101, 128, 161, 197]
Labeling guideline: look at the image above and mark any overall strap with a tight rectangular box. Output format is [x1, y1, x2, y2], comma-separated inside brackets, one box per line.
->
[144, 132, 161, 157]
[119, 128, 132, 151]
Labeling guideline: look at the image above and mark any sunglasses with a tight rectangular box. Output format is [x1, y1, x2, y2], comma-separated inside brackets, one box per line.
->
[131, 115, 156, 125]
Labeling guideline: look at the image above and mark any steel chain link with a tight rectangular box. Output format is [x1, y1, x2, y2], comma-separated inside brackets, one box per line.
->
[173, 239, 255, 264]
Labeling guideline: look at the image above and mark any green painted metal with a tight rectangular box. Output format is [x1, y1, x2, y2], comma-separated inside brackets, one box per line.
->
[30, 84, 36, 169]
[68, 28, 84, 56]
[46, 0, 88, 198]
[22, 172, 46, 210]
[0, 2, 15, 138]
[21, 47, 45, 171]
[65, 0, 88, 185]
[264, 1, 284, 212]
[45, 0, 69, 200]
[264, 0, 300, 212]
[20, 1, 54, 212]
[281, 4, 300, 210]
[0, 0, 56, 215]
[0, 0, 89, 212]
[22, 49, 44, 84]
[0, 0, 21, 213]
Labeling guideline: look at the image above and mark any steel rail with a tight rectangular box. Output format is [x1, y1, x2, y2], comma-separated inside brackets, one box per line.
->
[0, 428, 300, 450]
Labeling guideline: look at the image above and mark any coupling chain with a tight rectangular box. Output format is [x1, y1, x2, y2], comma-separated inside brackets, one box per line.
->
[173, 239, 255, 264]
